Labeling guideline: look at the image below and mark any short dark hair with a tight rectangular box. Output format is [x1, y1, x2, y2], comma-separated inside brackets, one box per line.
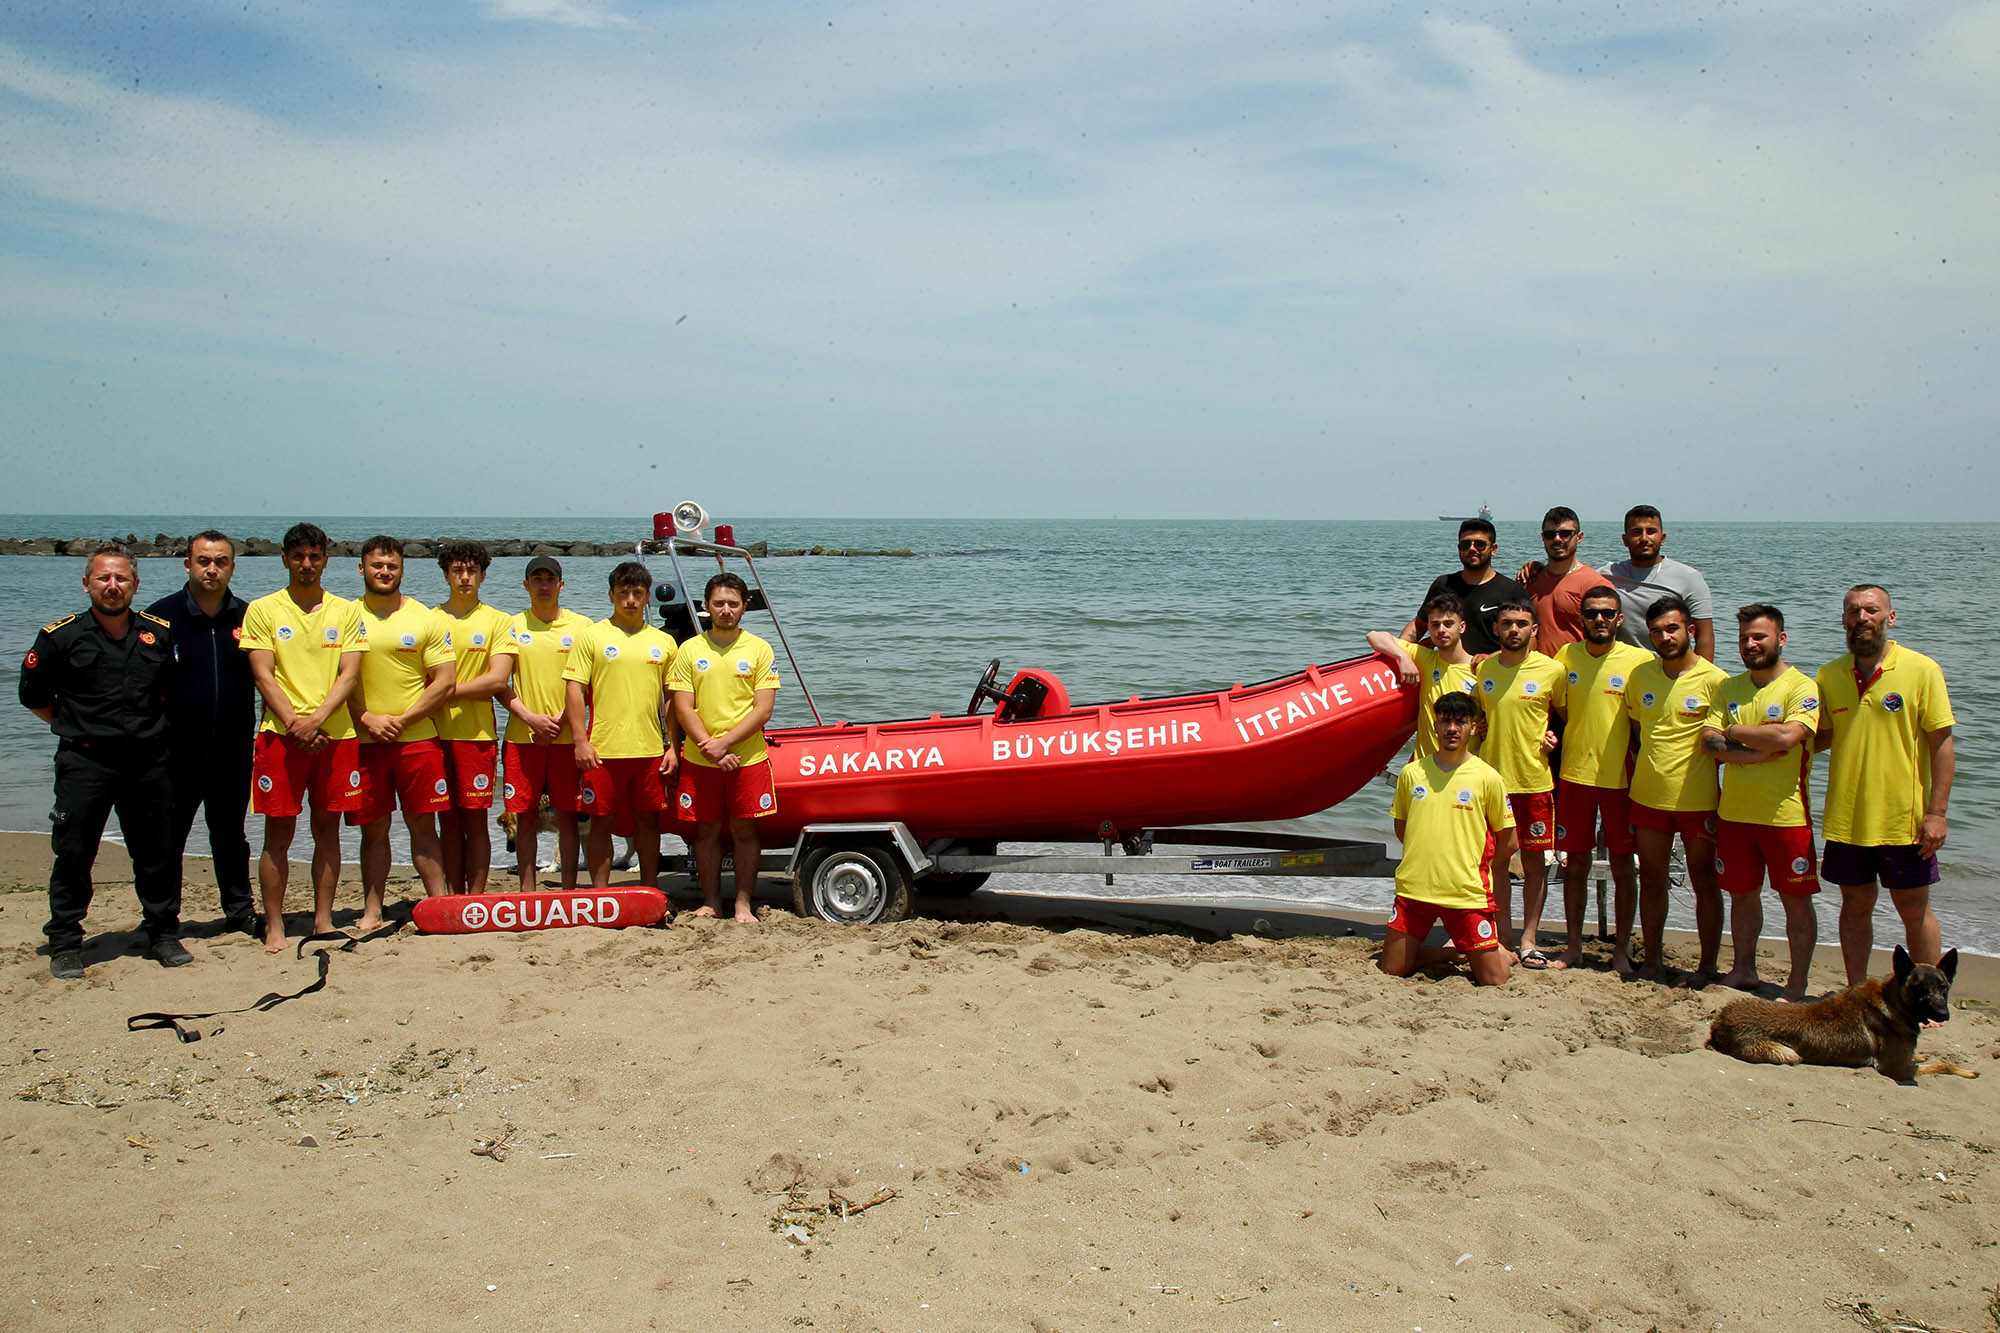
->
[1541, 506, 1579, 528]
[361, 535, 403, 560]
[188, 529, 234, 554]
[1494, 597, 1536, 620]
[1581, 584, 1621, 608]
[1457, 518, 1496, 541]
[282, 522, 329, 554]
[435, 540, 491, 574]
[1433, 692, 1479, 723]
[87, 542, 134, 573]
[608, 561, 653, 591]
[705, 571, 750, 602]
[1421, 592, 1465, 621]
[1644, 594, 1691, 626]
[1847, 583, 1890, 602]
[1737, 602, 1785, 631]
[1623, 505, 1662, 529]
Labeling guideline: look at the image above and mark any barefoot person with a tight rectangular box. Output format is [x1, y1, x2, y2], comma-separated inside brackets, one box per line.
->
[147, 530, 257, 935]
[1549, 586, 1654, 972]
[669, 573, 780, 923]
[349, 537, 457, 926]
[1816, 585, 1954, 984]
[562, 562, 678, 891]
[242, 523, 365, 951]
[1381, 693, 1515, 987]
[20, 545, 189, 978]
[434, 540, 515, 894]
[1474, 600, 1561, 966]
[503, 557, 589, 890]
[1625, 596, 1728, 977]
[1366, 592, 1477, 763]
[1703, 604, 1820, 1001]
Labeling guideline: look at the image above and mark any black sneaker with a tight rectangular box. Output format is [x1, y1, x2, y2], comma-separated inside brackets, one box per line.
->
[148, 937, 194, 968]
[224, 914, 260, 938]
[49, 949, 84, 980]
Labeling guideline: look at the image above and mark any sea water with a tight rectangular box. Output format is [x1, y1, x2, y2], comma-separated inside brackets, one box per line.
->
[3, 514, 1993, 953]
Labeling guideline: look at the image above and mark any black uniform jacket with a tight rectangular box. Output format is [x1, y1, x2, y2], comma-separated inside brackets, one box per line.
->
[18, 609, 177, 745]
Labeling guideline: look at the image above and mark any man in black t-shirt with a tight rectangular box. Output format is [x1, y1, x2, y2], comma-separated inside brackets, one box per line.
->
[1399, 518, 1528, 656]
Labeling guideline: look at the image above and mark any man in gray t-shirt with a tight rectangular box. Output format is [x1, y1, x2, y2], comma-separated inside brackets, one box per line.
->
[1597, 505, 1715, 660]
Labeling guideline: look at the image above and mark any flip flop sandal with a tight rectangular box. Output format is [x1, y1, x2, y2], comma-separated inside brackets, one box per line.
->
[1519, 948, 1552, 970]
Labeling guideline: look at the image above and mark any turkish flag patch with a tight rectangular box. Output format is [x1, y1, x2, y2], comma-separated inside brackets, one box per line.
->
[23, 650, 37, 669]
[232, 626, 243, 640]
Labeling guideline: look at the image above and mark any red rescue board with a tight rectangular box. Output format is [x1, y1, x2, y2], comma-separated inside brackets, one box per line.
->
[412, 888, 668, 935]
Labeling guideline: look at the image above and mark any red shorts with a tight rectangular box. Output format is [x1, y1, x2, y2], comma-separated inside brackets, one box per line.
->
[1388, 895, 1502, 953]
[578, 756, 671, 819]
[504, 742, 580, 814]
[441, 739, 499, 810]
[674, 759, 778, 822]
[1715, 819, 1818, 897]
[252, 732, 363, 817]
[1555, 783, 1635, 855]
[1508, 791, 1554, 854]
[349, 739, 451, 825]
[1629, 802, 1718, 843]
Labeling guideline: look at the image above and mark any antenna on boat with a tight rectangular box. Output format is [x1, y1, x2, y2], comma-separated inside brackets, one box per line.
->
[657, 498, 822, 726]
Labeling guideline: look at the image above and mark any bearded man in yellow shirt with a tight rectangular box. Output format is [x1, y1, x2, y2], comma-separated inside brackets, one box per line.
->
[1816, 584, 1955, 984]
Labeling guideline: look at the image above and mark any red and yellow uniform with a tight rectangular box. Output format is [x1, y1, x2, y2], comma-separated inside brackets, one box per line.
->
[351, 597, 455, 823]
[564, 619, 678, 817]
[241, 590, 366, 815]
[1475, 651, 1561, 851]
[1396, 639, 1477, 760]
[669, 630, 782, 821]
[1816, 642, 1954, 848]
[1709, 667, 1820, 896]
[1624, 655, 1727, 840]
[1551, 640, 1653, 855]
[436, 601, 513, 809]
[1389, 754, 1513, 952]
[502, 607, 592, 815]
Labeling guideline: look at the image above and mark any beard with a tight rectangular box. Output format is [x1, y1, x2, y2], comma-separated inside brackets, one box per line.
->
[1846, 624, 1886, 657]
[1742, 645, 1782, 671]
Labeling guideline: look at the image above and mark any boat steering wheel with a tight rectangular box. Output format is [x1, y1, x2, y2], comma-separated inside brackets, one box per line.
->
[967, 658, 1011, 715]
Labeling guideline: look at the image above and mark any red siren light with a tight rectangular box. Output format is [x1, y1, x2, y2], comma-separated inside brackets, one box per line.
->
[715, 524, 735, 547]
[652, 512, 675, 540]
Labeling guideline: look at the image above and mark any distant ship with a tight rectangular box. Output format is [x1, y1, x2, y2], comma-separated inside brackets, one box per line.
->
[1439, 503, 1494, 522]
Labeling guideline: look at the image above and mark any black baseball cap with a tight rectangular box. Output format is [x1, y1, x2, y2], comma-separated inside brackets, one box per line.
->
[524, 555, 563, 578]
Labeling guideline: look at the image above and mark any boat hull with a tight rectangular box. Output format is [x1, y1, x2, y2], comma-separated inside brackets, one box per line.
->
[672, 654, 1415, 845]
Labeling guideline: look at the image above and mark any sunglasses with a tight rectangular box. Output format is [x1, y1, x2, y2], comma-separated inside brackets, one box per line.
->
[1581, 607, 1620, 620]
[1458, 539, 1491, 550]
[1541, 529, 1579, 540]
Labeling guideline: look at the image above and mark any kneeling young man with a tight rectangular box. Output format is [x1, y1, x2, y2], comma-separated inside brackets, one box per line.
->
[1381, 692, 1516, 987]
[670, 573, 780, 923]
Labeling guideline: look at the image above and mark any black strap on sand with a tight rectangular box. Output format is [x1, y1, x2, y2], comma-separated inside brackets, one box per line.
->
[125, 925, 394, 1043]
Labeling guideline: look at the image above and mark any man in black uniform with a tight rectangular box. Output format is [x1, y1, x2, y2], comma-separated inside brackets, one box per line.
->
[18, 544, 191, 978]
[147, 530, 257, 935]
[1397, 517, 1531, 656]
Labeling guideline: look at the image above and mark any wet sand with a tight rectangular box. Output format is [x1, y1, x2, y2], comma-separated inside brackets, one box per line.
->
[2, 832, 1995, 1330]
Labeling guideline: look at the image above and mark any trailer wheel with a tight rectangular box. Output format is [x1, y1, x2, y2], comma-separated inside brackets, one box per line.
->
[795, 844, 912, 925]
[922, 840, 996, 897]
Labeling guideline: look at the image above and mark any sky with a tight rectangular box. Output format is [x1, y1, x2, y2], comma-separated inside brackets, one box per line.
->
[1, 0, 1995, 521]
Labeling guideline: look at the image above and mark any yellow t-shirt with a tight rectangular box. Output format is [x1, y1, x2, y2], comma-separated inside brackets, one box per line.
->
[1552, 640, 1655, 788]
[434, 602, 514, 742]
[240, 590, 366, 741]
[354, 598, 456, 744]
[1397, 639, 1478, 760]
[505, 609, 591, 745]
[668, 630, 781, 768]
[1391, 754, 1513, 911]
[1816, 643, 1955, 846]
[1709, 667, 1819, 828]
[1474, 652, 1562, 795]
[562, 618, 678, 759]
[1624, 656, 1728, 812]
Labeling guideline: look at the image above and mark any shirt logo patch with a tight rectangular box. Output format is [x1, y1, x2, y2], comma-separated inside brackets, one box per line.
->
[348, 769, 361, 787]
[23, 650, 37, 669]
[1608, 674, 1626, 690]
[433, 778, 448, 795]
[1641, 691, 1657, 708]
[1456, 788, 1473, 805]
[1883, 692, 1905, 713]
[759, 792, 773, 810]
[473, 773, 491, 791]
[695, 657, 713, 672]
[1727, 701, 1741, 718]
[231, 626, 242, 640]
[1522, 680, 1540, 696]
[1799, 695, 1818, 712]
[1481, 678, 1496, 693]
[1411, 784, 1428, 801]
[1682, 695, 1701, 713]
[1477, 919, 1494, 939]
[139, 630, 156, 645]
[559, 635, 574, 649]
[1567, 671, 1580, 686]
[1791, 856, 1810, 876]
[257, 775, 273, 793]
[1764, 703, 1783, 720]
[323, 626, 339, 643]
[735, 658, 752, 675]
[399, 632, 418, 649]
[679, 791, 693, 809]
[276, 625, 294, 641]
[603, 644, 620, 660]
[516, 632, 533, 645]
[504, 782, 517, 800]
[582, 788, 597, 805]
[1529, 820, 1547, 838]
[649, 646, 664, 661]
[470, 632, 486, 647]
[1430, 668, 1442, 684]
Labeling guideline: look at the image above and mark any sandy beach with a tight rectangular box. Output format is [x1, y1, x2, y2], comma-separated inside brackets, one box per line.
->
[2, 832, 1994, 1331]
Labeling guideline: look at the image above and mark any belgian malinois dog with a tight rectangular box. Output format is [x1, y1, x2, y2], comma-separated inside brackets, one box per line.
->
[1708, 946, 1978, 1083]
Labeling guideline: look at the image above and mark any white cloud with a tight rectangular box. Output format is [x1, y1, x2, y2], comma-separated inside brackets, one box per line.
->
[484, 0, 633, 30]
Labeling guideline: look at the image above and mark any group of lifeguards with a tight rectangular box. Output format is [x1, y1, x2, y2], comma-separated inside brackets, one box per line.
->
[243, 524, 777, 952]
[1370, 505, 1955, 995]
